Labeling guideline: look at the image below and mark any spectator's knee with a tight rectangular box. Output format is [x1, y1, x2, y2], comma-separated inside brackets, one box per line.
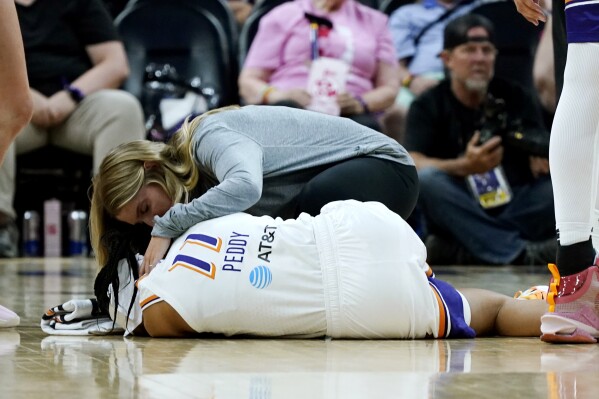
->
[92, 89, 143, 118]
[417, 166, 446, 193]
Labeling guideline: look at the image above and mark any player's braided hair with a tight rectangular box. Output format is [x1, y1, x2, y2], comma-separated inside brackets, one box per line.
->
[94, 222, 151, 332]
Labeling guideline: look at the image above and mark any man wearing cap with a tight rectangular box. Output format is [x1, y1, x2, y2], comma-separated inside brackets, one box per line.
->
[404, 13, 555, 266]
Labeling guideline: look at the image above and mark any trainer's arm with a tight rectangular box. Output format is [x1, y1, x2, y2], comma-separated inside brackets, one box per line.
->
[152, 130, 264, 238]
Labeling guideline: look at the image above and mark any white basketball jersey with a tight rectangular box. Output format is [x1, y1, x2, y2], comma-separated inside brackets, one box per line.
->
[139, 212, 328, 337]
[138, 201, 440, 339]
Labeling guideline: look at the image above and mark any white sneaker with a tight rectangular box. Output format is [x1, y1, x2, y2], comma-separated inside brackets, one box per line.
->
[0, 305, 20, 328]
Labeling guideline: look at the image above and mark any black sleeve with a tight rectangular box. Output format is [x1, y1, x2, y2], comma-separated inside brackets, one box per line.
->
[404, 93, 440, 154]
[73, 0, 119, 46]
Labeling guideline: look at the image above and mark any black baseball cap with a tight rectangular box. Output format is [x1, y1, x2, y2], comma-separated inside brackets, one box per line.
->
[443, 13, 496, 50]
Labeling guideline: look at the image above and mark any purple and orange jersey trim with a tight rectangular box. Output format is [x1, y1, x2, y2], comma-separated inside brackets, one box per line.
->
[140, 294, 163, 311]
[429, 282, 449, 338]
[427, 276, 477, 339]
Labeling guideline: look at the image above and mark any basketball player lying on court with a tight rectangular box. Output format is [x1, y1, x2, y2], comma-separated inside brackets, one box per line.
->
[95, 200, 547, 338]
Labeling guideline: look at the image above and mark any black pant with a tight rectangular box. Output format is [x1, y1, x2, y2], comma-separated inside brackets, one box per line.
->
[294, 157, 419, 220]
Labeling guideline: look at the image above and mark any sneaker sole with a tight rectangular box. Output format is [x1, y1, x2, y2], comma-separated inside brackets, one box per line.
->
[541, 314, 599, 344]
[541, 331, 597, 344]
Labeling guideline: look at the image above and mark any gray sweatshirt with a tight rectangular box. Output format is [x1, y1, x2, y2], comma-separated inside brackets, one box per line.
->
[152, 105, 414, 238]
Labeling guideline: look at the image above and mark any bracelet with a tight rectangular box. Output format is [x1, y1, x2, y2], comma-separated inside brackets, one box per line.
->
[401, 74, 413, 88]
[260, 85, 276, 105]
[357, 96, 370, 114]
[64, 85, 85, 103]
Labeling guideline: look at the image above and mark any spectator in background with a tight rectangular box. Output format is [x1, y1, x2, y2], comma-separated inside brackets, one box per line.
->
[382, 0, 485, 143]
[0, 0, 32, 327]
[0, 0, 146, 258]
[238, 0, 399, 131]
[404, 14, 555, 266]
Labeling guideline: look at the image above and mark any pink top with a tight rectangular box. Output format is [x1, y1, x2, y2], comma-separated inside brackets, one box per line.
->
[243, 0, 397, 97]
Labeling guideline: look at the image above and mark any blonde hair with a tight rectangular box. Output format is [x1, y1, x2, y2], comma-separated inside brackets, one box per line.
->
[90, 105, 240, 267]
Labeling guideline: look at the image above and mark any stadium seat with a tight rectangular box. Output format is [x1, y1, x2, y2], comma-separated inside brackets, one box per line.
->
[115, 0, 236, 106]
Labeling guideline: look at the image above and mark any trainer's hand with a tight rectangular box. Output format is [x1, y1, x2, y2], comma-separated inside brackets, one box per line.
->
[140, 236, 172, 275]
[463, 131, 504, 175]
[514, 0, 547, 26]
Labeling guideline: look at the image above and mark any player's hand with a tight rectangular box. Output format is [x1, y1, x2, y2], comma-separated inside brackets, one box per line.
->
[464, 131, 504, 174]
[514, 0, 547, 26]
[140, 236, 172, 276]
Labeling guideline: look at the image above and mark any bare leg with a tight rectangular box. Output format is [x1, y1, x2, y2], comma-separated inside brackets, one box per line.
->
[143, 301, 197, 338]
[461, 288, 547, 337]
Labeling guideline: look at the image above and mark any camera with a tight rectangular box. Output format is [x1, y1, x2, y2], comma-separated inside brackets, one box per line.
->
[478, 94, 549, 157]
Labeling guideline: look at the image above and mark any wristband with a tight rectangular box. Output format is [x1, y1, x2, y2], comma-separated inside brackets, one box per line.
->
[401, 74, 413, 88]
[357, 96, 370, 114]
[64, 85, 85, 103]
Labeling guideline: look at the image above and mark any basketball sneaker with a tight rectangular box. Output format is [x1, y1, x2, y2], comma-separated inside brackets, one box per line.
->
[540, 263, 599, 343]
[0, 304, 20, 328]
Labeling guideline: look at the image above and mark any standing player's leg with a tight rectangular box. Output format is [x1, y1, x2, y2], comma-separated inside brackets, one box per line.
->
[541, 43, 599, 343]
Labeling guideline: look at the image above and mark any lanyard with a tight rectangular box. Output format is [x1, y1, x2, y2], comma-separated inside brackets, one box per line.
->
[304, 12, 333, 61]
[309, 22, 319, 60]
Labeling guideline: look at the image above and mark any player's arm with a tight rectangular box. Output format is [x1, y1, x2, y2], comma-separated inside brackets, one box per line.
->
[461, 288, 545, 337]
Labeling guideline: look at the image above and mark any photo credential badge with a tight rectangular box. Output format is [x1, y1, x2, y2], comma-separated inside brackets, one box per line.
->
[466, 166, 512, 209]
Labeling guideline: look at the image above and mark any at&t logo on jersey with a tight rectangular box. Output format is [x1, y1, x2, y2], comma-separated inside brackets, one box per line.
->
[249, 265, 272, 289]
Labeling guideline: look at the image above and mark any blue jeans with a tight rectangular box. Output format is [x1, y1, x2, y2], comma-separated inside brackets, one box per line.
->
[418, 167, 555, 264]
